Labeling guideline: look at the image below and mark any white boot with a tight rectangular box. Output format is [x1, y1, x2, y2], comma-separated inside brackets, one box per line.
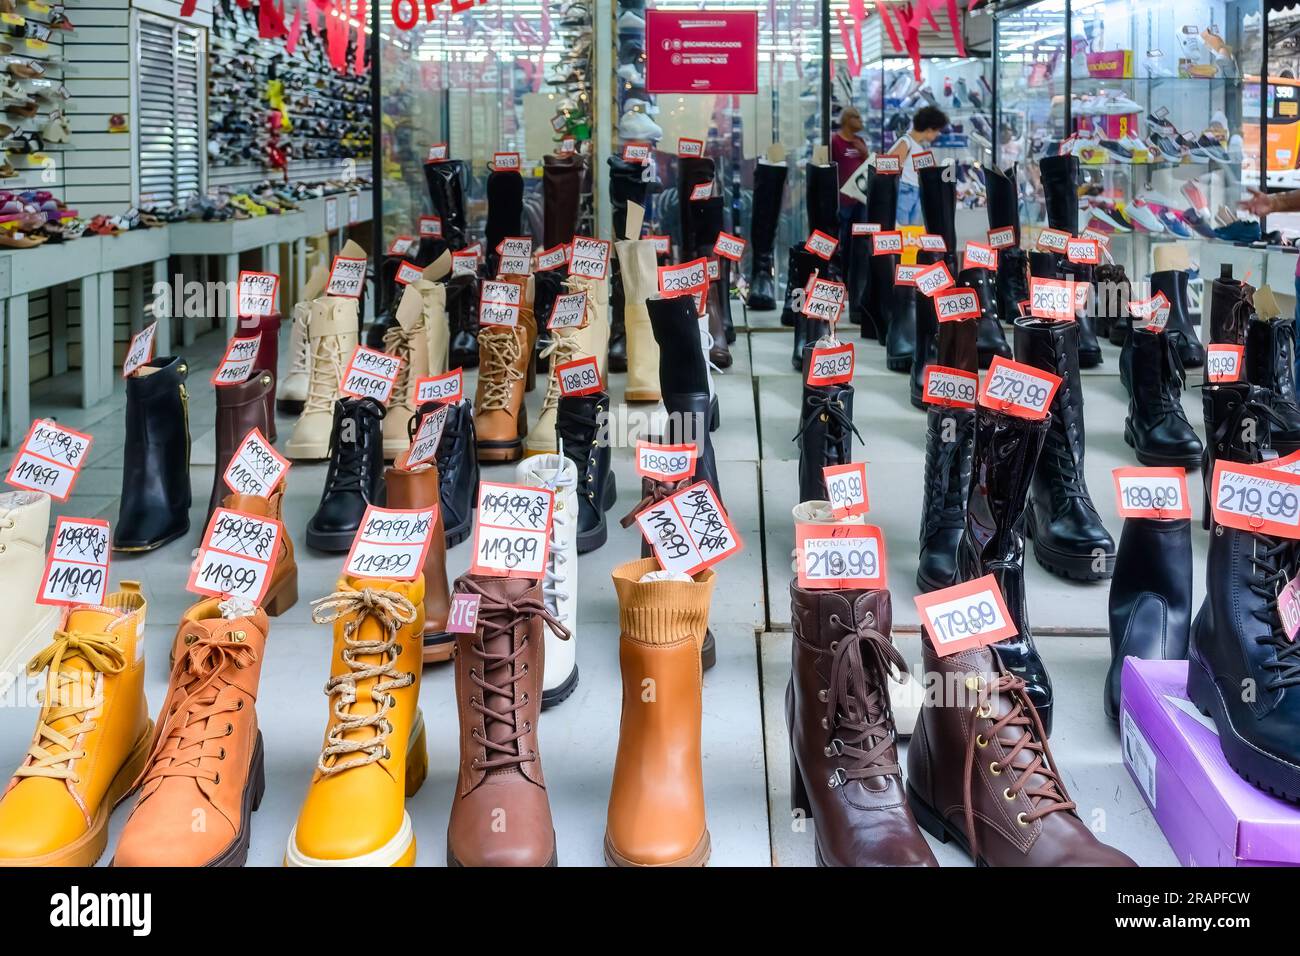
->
[284, 296, 359, 461]
[381, 282, 438, 459]
[615, 239, 661, 402]
[278, 262, 330, 415]
[0, 491, 59, 696]
[516, 454, 579, 707]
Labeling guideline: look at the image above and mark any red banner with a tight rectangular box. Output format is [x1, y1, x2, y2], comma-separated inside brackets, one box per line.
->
[644, 10, 758, 95]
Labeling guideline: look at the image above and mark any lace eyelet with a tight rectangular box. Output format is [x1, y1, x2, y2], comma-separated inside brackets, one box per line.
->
[236, 699, 244, 710]
[525, 721, 532, 732]
[1016, 812, 1029, 826]
[977, 704, 993, 719]
[829, 641, 839, 652]
[863, 612, 874, 625]
[383, 747, 392, 760]
[219, 747, 226, 760]
[817, 689, 828, 703]
[225, 723, 233, 736]
[213, 772, 221, 785]
[1003, 787, 1015, 800]
[827, 767, 847, 789]
[976, 734, 988, 748]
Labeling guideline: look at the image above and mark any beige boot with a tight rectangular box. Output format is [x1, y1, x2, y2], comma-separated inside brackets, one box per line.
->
[280, 261, 330, 415]
[524, 279, 610, 456]
[615, 239, 662, 402]
[284, 297, 359, 461]
[421, 281, 449, 376]
[381, 283, 438, 459]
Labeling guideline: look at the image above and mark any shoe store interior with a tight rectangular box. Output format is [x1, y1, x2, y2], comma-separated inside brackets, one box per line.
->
[1, 0, 1300, 877]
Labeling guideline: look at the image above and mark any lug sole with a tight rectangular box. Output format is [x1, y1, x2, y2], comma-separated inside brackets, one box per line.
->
[1123, 424, 1202, 469]
[886, 354, 912, 373]
[422, 631, 455, 664]
[625, 389, 662, 403]
[603, 829, 710, 867]
[1078, 350, 1103, 369]
[1030, 537, 1115, 581]
[208, 732, 267, 867]
[112, 522, 190, 554]
[541, 663, 579, 709]
[477, 439, 523, 463]
[906, 784, 988, 867]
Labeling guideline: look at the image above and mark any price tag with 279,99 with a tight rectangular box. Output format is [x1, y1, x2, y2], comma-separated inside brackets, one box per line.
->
[39, 517, 111, 607]
[471, 481, 555, 580]
[795, 523, 887, 590]
[978, 356, 1062, 420]
[1211, 460, 1300, 538]
[345, 505, 437, 581]
[823, 461, 869, 518]
[913, 574, 1018, 657]
[1112, 467, 1191, 520]
[188, 508, 284, 604]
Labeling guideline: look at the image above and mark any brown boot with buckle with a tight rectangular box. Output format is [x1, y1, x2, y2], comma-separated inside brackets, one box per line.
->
[474, 308, 533, 463]
[446, 573, 569, 866]
[906, 637, 1136, 866]
[787, 582, 938, 867]
[384, 464, 452, 663]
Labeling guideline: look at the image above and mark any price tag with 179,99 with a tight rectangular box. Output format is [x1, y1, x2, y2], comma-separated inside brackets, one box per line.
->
[569, 236, 611, 280]
[414, 368, 463, 407]
[824, 462, 869, 518]
[978, 356, 1061, 421]
[914, 574, 1018, 656]
[39, 517, 111, 607]
[345, 505, 437, 582]
[237, 270, 278, 317]
[548, 290, 588, 330]
[923, 366, 978, 409]
[634, 480, 742, 577]
[211, 334, 262, 386]
[1029, 276, 1076, 322]
[122, 321, 158, 378]
[471, 481, 555, 580]
[326, 256, 367, 298]
[1206, 344, 1244, 383]
[806, 342, 854, 386]
[223, 427, 290, 499]
[188, 508, 284, 604]
[795, 523, 886, 590]
[1112, 467, 1191, 520]
[1211, 460, 1300, 538]
[340, 345, 402, 405]
[556, 356, 603, 397]
[636, 441, 696, 483]
[5, 418, 93, 501]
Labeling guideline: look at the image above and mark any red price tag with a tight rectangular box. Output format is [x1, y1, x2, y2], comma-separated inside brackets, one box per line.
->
[6, 419, 93, 501]
[963, 241, 998, 271]
[388, 236, 416, 256]
[914, 575, 1018, 657]
[987, 227, 1016, 250]
[1036, 228, 1071, 254]
[570, 236, 611, 280]
[326, 256, 366, 298]
[1029, 276, 1077, 321]
[648, 235, 671, 257]
[452, 251, 479, 277]
[1066, 238, 1101, 264]
[492, 151, 522, 171]
[677, 137, 704, 157]
[1129, 292, 1171, 332]
[805, 229, 839, 260]
[806, 342, 854, 386]
[914, 261, 955, 297]
[795, 523, 887, 590]
[1281, 574, 1300, 642]
[38, 517, 110, 607]
[211, 334, 262, 386]
[393, 261, 424, 286]
[427, 143, 448, 162]
[479, 279, 525, 327]
[471, 481, 555, 580]
[935, 287, 980, 321]
[1211, 460, 1300, 538]
[622, 141, 652, 164]
[418, 216, 443, 238]
[223, 427, 290, 499]
[499, 237, 533, 259]
[918, 233, 947, 252]
[548, 290, 588, 330]
[894, 264, 921, 286]
[555, 355, 603, 397]
[404, 404, 450, 469]
[978, 356, 1062, 420]
[122, 322, 158, 378]
[414, 368, 463, 406]
[824, 462, 869, 518]
[690, 182, 713, 201]
[805, 276, 848, 316]
[852, 222, 882, 237]
[498, 255, 533, 277]
[237, 270, 278, 317]
[1112, 467, 1192, 520]
[1080, 228, 1111, 248]
[873, 231, 902, 255]
[535, 244, 568, 272]
[911, 150, 936, 170]
[875, 155, 901, 174]
[713, 231, 746, 262]
[1206, 344, 1244, 383]
[345, 505, 438, 582]
[706, 258, 720, 281]
[658, 257, 708, 297]
[340, 345, 403, 405]
[636, 441, 697, 483]
[634, 480, 742, 576]
[188, 508, 285, 604]
[923, 366, 979, 409]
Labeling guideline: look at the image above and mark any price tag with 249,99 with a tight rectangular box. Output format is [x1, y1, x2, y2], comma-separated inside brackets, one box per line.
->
[471, 481, 555, 579]
[923, 365, 978, 409]
[1112, 466, 1192, 520]
[913, 574, 1019, 656]
[188, 508, 285, 604]
[795, 523, 886, 590]
[345, 505, 437, 581]
[1211, 460, 1300, 538]
[823, 461, 869, 518]
[634, 480, 742, 576]
[978, 356, 1062, 421]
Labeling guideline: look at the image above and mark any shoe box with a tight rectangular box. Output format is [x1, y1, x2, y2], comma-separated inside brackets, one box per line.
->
[1121, 658, 1300, 867]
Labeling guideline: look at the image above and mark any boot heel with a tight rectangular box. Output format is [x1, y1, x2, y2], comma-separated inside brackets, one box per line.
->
[264, 573, 299, 617]
[405, 713, 428, 797]
[906, 784, 951, 845]
[790, 755, 812, 818]
[249, 732, 267, 812]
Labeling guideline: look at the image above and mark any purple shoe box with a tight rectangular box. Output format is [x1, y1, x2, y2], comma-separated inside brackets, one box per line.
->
[1120, 658, 1300, 866]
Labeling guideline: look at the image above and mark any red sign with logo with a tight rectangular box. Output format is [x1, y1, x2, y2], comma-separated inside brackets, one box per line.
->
[645, 10, 759, 95]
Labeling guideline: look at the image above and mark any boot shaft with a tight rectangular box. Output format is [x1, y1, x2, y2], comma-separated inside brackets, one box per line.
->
[865, 165, 897, 229]
[806, 162, 839, 238]
[750, 160, 788, 253]
[323, 398, 386, 499]
[543, 153, 583, 249]
[1208, 270, 1254, 346]
[1038, 154, 1079, 233]
[484, 169, 524, 269]
[961, 409, 1049, 574]
[922, 406, 976, 541]
[984, 162, 1020, 237]
[424, 159, 468, 249]
[936, 312, 978, 372]
[790, 583, 892, 654]
[608, 155, 650, 240]
[917, 165, 957, 251]
[648, 293, 709, 397]
[1246, 314, 1300, 402]
[1110, 517, 1192, 658]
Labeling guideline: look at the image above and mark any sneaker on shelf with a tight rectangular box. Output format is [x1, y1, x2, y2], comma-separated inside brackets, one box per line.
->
[618, 109, 662, 141]
[1189, 133, 1231, 163]
[1080, 204, 1131, 234]
[622, 96, 658, 116]
[1122, 198, 1166, 233]
[1158, 208, 1193, 238]
[617, 9, 644, 31]
[617, 63, 645, 86]
[1181, 178, 1210, 216]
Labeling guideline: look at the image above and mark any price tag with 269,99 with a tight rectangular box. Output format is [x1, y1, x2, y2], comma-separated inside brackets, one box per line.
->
[6, 418, 94, 500]
[345, 505, 437, 581]
[223, 427, 290, 499]
[339, 345, 402, 405]
[39, 517, 111, 606]
[913, 574, 1018, 657]
[1211, 460, 1300, 537]
[806, 342, 854, 386]
[471, 481, 555, 579]
[636, 441, 696, 483]
[978, 356, 1062, 421]
[1028, 276, 1077, 322]
[795, 523, 887, 590]
[634, 480, 742, 577]
[823, 461, 869, 518]
[1112, 466, 1191, 520]
[188, 508, 284, 603]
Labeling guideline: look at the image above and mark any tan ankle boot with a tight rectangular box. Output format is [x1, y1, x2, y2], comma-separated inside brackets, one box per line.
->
[474, 306, 534, 463]
[615, 239, 661, 402]
[223, 487, 298, 616]
[524, 279, 610, 456]
[285, 297, 359, 461]
[381, 284, 436, 460]
[277, 263, 330, 415]
[605, 558, 715, 867]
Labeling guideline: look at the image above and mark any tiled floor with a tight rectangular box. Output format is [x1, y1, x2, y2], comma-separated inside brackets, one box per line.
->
[0, 298, 1187, 866]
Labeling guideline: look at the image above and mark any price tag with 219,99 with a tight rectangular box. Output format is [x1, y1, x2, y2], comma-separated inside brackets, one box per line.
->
[795, 523, 886, 590]
[1211, 460, 1300, 537]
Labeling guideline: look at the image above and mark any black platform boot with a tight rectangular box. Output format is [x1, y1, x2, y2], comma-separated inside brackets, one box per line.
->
[306, 397, 386, 552]
[1207, 263, 1252, 347]
[865, 168, 898, 344]
[1246, 313, 1300, 455]
[909, 253, 941, 408]
[806, 161, 843, 280]
[887, 277, 915, 373]
[609, 259, 628, 373]
[113, 356, 192, 552]
[846, 217, 873, 332]
[424, 398, 478, 548]
[424, 159, 468, 250]
[678, 156, 716, 257]
[558, 389, 616, 554]
[1201, 383, 1277, 529]
[1151, 269, 1206, 368]
[794, 343, 862, 503]
[1100, 263, 1134, 347]
[1121, 325, 1203, 468]
[484, 168, 523, 276]
[533, 268, 568, 374]
[960, 266, 1011, 367]
[747, 160, 787, 311]
[983, 163, 1026, 324]
[648, 294, 720, 496]
[694, 194, 732, 369]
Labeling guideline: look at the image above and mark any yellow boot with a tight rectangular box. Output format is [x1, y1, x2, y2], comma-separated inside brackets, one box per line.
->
[285, 576, 427, 867]
[0, 582, 151, 867]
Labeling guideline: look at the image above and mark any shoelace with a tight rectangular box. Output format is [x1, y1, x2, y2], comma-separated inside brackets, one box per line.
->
[310, 589, 417, 775]
[822, 612, 908, 788]
[558, 405, 603, 501]
[138, 625, 258, 791]
[478, 328, 523, 411]
[962, 671, 1076, 860]
[303, 326, 349, 415]
[1210, 393, 1283, 459]
[382, 322, 415, 409]
[923, 428, 969, 535]
[326, 406, 376, 495]
[539, 332, 584, 416]
[455, 577, 570, 772]
[793, 392, 863, 453]
[621, 477, 690, 528]
[16, 631, 128, 783]
[1152, 333, 1190, 417]
[1248, 536, 1300, 690]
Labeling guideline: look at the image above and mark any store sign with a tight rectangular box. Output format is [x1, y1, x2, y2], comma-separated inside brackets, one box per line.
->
[644, 10, 759, 95]
[393, 0, 490, 31]
[795, 523, 887, 590]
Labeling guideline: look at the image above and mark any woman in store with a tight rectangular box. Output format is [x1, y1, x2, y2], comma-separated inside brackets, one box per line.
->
[887, 105, 950, 226]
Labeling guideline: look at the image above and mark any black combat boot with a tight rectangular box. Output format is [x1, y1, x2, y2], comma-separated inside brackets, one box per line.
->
[306, 397, 387, 552]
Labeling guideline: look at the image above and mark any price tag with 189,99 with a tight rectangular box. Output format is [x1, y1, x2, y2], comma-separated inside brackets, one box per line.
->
[223, 427, 290, 499]
[913, 574, 1018, 656]
[345, 505, 437, 582]
[555, 355, 603, 397]
[188, 508, 284, 603]
[795, 523, 886, 590]
[636, 441, 696, 483]
[824, 461, 869, 518]
[978, 356, 1062, 420]
[5, 418, 93, 500]
[39, 517, 111, 607]
[1112, 466, 1191, 520]
[471, 481, 555, 580]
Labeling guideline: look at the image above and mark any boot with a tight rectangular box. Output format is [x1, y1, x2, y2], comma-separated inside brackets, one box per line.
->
[208, 371, 274, 522]
[0, 492, 59, 696]
[248, 312, 280, 441]
[384, 464, 452, 663]
[794, 343, 861, 503]
[1014, 318, 1116, 581]
[533, 269, 566, 375]
[917, 165, 957, 252]
[382, 279, 447, 459]
[908, 255, 940, 407]
[485, 169, 523, 276]
[887, 277, 916, 373]
[113, 600, 269, 867]
[846, 217, 873, 331]
[787, 582, 938, 867]
[517, 455, 580, 707]
[960, 267, 1011, 366]
[305, 398, 387, 552]
[1038, 154, 1079, 232]
[780, 244, 813, 330]
[0, 583, 150, 866]
[558, 389, 616, 553]
[1151, 269, 1205, 368]
[918, 316, 977, 592]
[906, 636, 1136, 865]
[1104, 517, 1192, 721]
[424, 159, 468, 249]
[1246, 314, 1300, 454]
[278, 262, 329, 415]
[446, 274, 480, 370]
[474, 310, 533, 463]
[605, 558, 714, 867]
[285, 297, 359, 461]
[865, 168, 898, 344]
[429, 398, 478, 548]
[747, 160, 787, 310]
[223, 488, 299, 617]
[957, 408, 1054, 733]
[448, 574, 567, 867]
[1202, 383, 1275, 529]
[698, 313, 723, 434]
[543, 153, 584, 248]
[615, 238, 662, 402]
[113, 356, 191, 552]
[694, 194, 732, 368]
[1207, 263, 1252, 346]
[1121, 326, 1203, 468]
[609, 155, 649, 242]
[807, 162, 842, 280]
[1071, 264, 1103, 368]
[649, 294, 720, 495]
[984, 162, 1020, 250]
[1101, 263, 1134, 347]
[678, 156, 716, 255]
[524, 276, 608, 457]
[609, 262, 628, 373]
[286, 577, 426, 866]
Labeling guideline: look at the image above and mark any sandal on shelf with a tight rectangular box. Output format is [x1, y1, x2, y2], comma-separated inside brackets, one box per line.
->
[40, 111, 67, 143]
[6, 101, 37, 119]
[0, 229, 47, 248]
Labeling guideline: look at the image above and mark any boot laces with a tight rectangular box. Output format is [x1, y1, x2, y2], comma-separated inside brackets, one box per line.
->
[455, 578, 571, 771]
[478, 328, 524, 411]
[539, 332, 584, 418]
[304, 328, 349, 415]
[1248, 536, 1300, 690]
[558, 404, 604, 501]
[310, 589, 417, 775]
[962, 671, 1076, 859]
[327, 405, 377, 495]
[923, 422, 969, 535]
[381, 322, 416, 410]
[621, 477, 689, 528]
[16, 631, 128, 784]
[537, 469, 576, 617]
[793, 392, 863, 456]
[821, 612, 908, 788]
[287, 302, 311, 375]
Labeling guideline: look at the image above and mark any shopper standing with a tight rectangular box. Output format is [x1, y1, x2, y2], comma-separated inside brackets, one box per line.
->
[889, 106, 949, 226]
[832, 107, 871, 244]
[1240, 187, 1300, 345]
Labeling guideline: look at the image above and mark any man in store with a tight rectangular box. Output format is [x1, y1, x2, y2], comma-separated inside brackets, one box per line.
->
[887, 105, 950, 225]
[833, 106, 871, 245]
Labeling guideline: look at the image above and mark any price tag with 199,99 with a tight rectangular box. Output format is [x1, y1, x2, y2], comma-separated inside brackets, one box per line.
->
[211, 334, 262, 386]
[326, 256, 366, 298]
[548, 290, 588, 330]
[479, 279, 524, 327]
[223, 427, 290, 499]
[404, 403, 450, 469]
[5, 418, 93, 500]
[978, 356, 1062, 420]
[824, 462, 869, 518]
[1112, 466, 1191, 520]
[913, 574, 1018, 657]
[634, 480, 742, 576]
[237, 270, 278, 317]
[38, 517, 111, 607]
[923, 366, 978, 409]
[806, 342, 854, 386]
[345, 505, 437, 582]
[636, 441, 696, 483]
[188, 508, 284, 603]
[340, 345, 402, 405]
[555, 355, 603, 397]
[122, 322, 158, 378]
[795, 523, 886, 590]
[471, 481, 555, 579]
[1211, 460, 1300, 538]
[569, 237, 611, 280]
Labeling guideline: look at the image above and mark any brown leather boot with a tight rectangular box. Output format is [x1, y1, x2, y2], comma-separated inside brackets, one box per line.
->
[447, 574, 569, 866]
[605, 558, 714, 867]
[474, 311, 533, 463]
[223, 487, 298, 617]
[787, 582, 938, 867]
[384, 463, 452, 663]
[906, 637, 1136, 866]
[208, 371, 274, 522]
[113, 600, 269, 867]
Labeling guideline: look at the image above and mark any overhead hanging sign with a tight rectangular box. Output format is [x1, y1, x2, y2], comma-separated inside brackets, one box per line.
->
[644, 10, 759, 95]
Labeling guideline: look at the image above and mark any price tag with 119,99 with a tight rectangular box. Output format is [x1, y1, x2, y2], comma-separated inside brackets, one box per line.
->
[340, 345, 403, 405]
[913, 574, 1018, 656]
[237, 271, 278, 317]
[471, 481, 555, 579]
[806, 342, 854, 386]
[223, 427, 290, 499]
[345, 505, 437, 582]
[824, 462, 869, 518]
[413, 368, 463, 406]
[548, 290, 588, 330]
[326, 256, 366, 298]
[188, 508, 284, 603]
[404, 404, 450, 469]
[5, 418, 94, 500]
[795, 523, 886, 590]
[978, 356, 1062, 420]
[636, 441, 696, 483]
[569, 237, 610, 280]
[39, 517, 111, 607]
[634, 480, 742, 577]
[1211, 460, 1300, 537]
[211, 334, 262, 386]
[1112, 466, 1191, 520]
